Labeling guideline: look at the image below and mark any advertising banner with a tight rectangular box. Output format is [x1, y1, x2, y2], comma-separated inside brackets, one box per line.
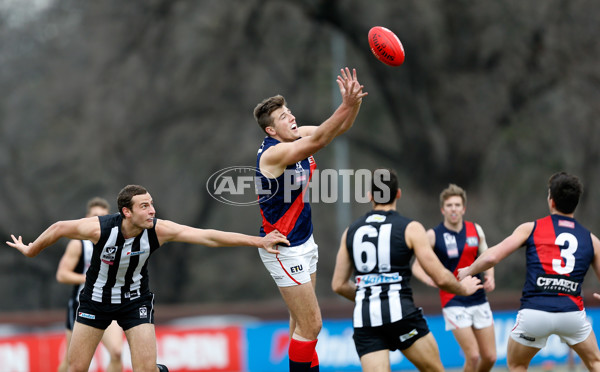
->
[0, 308, 598, 371]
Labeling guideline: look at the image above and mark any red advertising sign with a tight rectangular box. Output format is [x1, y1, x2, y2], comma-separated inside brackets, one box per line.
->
[0, 326, 243, 372]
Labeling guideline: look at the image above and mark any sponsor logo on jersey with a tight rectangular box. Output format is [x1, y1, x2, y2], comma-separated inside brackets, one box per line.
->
[536, 274, 579, 295]
[127, 250, 148, 256]
[399, 328, 418, 342]
[558, 219, 575, 229]
[356, 273, 402, 288]
[366, 214, 387, 223]
[466, 237, 479, 247]
[78, 312, 95, 320]
[124, 289, 140, 299]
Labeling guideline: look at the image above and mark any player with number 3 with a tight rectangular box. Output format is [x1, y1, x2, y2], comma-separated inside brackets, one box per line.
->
[458, 172, 600, 371]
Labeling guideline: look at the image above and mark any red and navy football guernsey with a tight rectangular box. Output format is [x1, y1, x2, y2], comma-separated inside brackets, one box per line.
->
[433, 221, 487, 308]
[256, 136, 316, 246]
[521, 215, 593, 312]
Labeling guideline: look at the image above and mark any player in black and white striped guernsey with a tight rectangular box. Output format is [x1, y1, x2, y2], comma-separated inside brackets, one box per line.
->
[8, 184, 289, 372]
[332, 169, 482, 372]
[56, 197, 124, 372]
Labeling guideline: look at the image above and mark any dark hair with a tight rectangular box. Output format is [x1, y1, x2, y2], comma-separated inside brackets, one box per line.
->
[117, 185, 148, 217]
[86, 197, 110, 213]
[548, 172, 583, 214]
[372, 169, 398, 205]
[253, 95, 286, 134]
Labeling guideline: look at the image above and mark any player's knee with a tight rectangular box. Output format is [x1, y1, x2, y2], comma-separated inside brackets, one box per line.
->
[582, 358, 600, 371]
[108, 345, 122, 361]
[464, 352, 480, 368]
[481, 350, 497, 366]
[301, 314, 322, 334]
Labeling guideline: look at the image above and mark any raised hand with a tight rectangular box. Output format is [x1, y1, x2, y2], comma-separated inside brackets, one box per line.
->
[337, 67, 368, 106]
[7, 234, 34, 257]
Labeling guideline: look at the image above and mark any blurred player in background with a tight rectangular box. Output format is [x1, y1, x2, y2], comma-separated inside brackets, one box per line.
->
[8, 184, 288, 372]
[331, 169, 482, 372]
[458, 172, 600, 371]
[56, 197, 124, 372]
[253, 67, 367, 372]
[412, 184, 496, 372]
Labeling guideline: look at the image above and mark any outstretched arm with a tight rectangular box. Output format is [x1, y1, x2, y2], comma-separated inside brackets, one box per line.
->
[260, 68, 367, 171]
[8, 217, 101, 258]
[331, 229, 356, 301]
[458, 222, 533, 280]
[155, 219, 289, 253]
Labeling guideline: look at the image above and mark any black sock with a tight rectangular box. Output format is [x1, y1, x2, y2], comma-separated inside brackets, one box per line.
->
[156, 364, 169, 372]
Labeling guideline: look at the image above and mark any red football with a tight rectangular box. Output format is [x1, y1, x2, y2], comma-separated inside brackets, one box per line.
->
[368, 26, 405, 67]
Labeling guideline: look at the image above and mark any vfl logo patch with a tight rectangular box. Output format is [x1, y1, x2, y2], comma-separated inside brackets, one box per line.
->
[139, 307, 148, 319]
[78, 312, 96, 320]
[443, 233, 459, 258]
[102, 246, 117, 265]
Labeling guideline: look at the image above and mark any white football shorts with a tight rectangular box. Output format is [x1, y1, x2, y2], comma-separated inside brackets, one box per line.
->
[442, 302, 494, 331]
[258, 234, 318, 287]
[510, 308, 592, 348]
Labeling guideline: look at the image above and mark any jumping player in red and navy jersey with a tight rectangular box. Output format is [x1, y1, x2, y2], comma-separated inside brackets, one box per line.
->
[8, 185, 288, 372]
[412, 184, 496, 372]
[458, 172, 600, 371]
[253, 67, 367, 372]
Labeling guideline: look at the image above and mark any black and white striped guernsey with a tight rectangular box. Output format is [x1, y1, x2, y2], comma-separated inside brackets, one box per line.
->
[346, 210, 420, 328]
[79, 213, 161, 304]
